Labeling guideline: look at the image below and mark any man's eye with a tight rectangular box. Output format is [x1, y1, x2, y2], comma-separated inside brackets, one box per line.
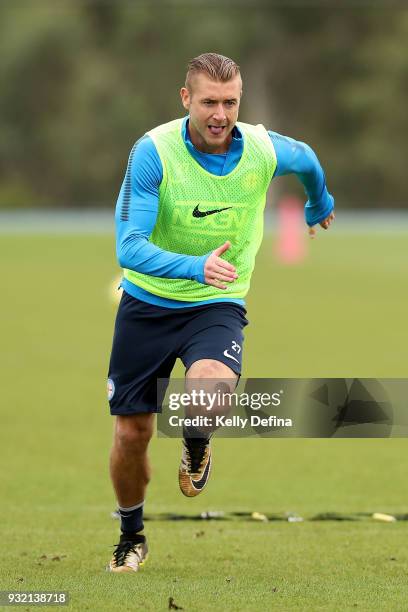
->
[226, 101, 236, 106]
[204, 101, 214, 105]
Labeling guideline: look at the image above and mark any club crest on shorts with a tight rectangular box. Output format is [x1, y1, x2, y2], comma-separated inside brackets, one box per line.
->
[107, 378, 115, 400]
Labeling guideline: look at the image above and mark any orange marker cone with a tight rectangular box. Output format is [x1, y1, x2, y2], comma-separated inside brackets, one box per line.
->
[275, 195, 307, 264]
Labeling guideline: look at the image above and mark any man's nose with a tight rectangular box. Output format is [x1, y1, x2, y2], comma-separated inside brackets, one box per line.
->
[212, 104, 226, 122]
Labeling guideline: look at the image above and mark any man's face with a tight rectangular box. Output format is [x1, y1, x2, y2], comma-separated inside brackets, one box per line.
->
[180, 72, 242, 154]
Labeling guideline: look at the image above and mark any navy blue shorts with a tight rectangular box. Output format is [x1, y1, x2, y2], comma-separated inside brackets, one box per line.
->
[107, 291, 248, 415]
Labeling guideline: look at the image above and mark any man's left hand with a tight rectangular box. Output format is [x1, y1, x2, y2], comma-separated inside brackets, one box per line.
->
[308, 211, 335, 239]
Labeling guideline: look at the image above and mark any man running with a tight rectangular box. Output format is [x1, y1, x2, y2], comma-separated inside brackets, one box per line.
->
[107, 52, 335, 572]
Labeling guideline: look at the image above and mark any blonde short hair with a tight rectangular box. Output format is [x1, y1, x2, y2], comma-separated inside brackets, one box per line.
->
[185, 53, 241, 92]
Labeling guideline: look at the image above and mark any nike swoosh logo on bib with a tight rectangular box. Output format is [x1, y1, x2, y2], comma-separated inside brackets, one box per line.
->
[192, 204, 232, 218]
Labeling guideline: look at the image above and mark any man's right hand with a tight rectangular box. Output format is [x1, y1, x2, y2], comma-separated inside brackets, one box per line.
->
[204, 241, 238, 289]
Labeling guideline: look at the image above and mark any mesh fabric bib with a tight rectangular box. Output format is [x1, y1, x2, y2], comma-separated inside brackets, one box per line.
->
[124, 118, 276, 301]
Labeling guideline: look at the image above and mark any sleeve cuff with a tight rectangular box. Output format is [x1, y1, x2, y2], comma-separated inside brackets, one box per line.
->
[305, 192, 334, 227]
[189, 254, 209, 285]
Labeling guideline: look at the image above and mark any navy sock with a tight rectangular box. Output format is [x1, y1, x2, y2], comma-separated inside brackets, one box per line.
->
[183, 424, 211, 442]
[118, 501, 144, 536]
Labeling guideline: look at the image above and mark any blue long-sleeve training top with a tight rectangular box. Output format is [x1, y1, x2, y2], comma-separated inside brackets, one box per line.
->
[116, 117, 334, 308]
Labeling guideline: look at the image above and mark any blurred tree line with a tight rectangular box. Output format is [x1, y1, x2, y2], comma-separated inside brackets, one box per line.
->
[0, 1, 406, 209]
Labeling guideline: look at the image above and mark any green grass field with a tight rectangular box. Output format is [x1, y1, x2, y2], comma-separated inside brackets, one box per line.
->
[1, 231, 408, 611]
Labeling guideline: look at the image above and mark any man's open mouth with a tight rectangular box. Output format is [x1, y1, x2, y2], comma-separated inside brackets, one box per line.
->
[208, 125, 226, 135]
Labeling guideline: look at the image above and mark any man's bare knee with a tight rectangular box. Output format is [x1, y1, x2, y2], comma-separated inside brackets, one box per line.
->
[195, 363, 220, 379]
[188, 359, 236, 381]
[114, 414, 154, 452]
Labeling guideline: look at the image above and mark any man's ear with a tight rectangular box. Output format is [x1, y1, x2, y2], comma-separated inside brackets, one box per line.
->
[180, 87, 190, 111]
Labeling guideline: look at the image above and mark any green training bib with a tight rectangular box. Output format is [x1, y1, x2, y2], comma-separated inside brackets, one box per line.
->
[124, 118, 276, 301]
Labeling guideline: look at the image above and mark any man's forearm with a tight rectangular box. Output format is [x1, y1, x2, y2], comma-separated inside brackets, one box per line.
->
[117, 232, 207, 283]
